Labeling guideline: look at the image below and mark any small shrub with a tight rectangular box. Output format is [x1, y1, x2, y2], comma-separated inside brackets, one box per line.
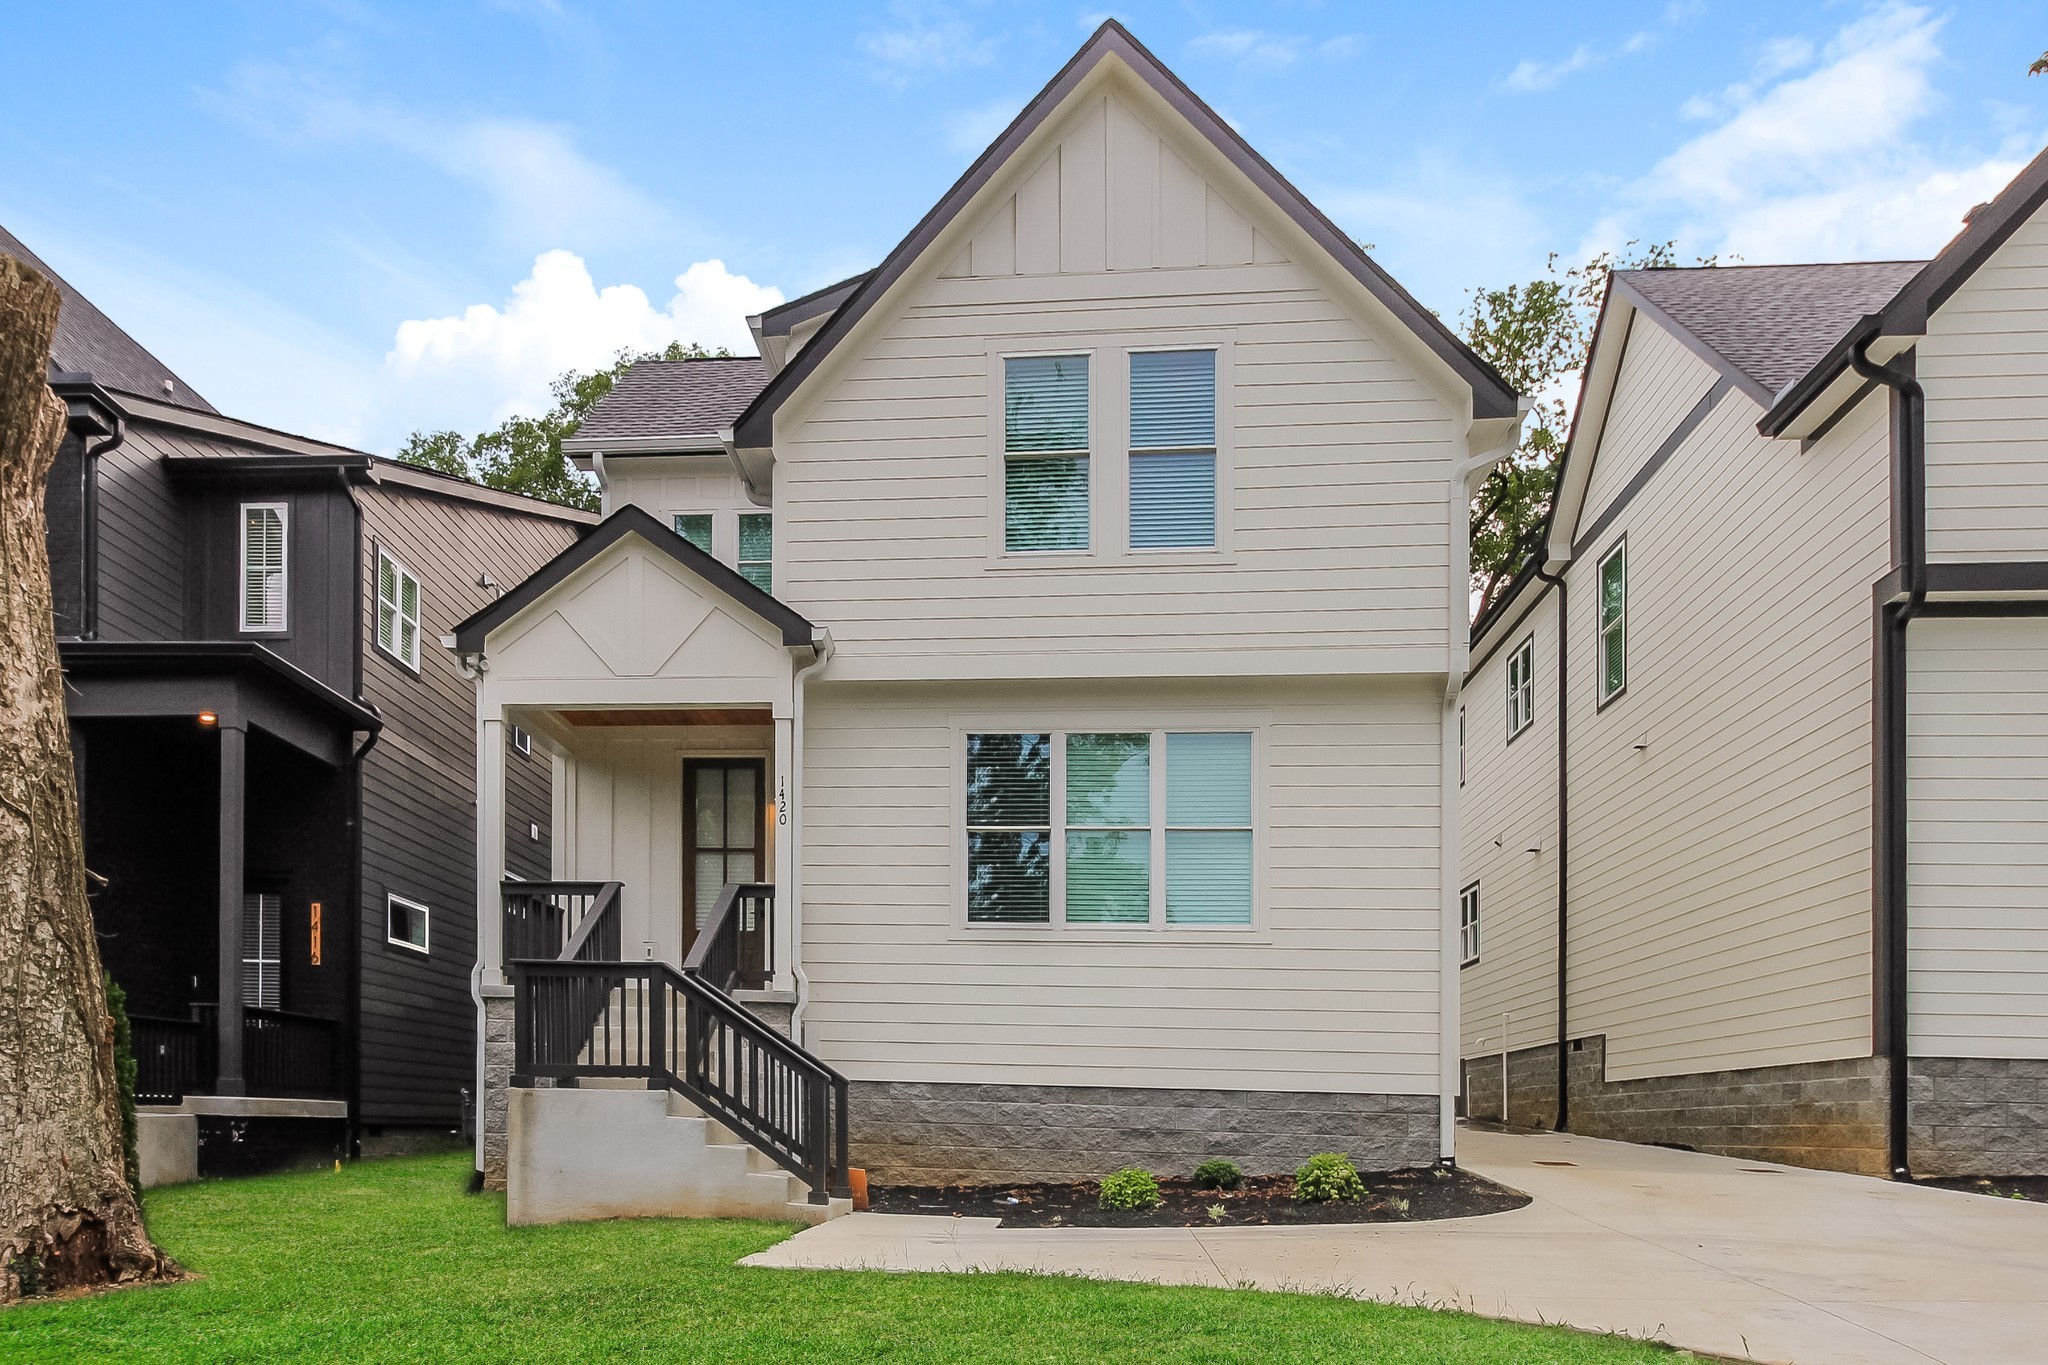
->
[1295, 1152, 1365, 1203]
[1206, 1203, 1227, 1223]
[1098, 1167, 1163, 1211]
[1192, 1158, 1242, 1191]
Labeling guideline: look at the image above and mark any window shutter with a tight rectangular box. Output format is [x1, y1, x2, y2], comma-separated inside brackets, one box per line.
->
[1164, 732, 1253, 925]
[1065, 734, 1150, 924]
[399, 570, 420, 666]
[241, 892, 280, 1009]
[375, 552, 397, 654]
[1130, 351, 1216, 548]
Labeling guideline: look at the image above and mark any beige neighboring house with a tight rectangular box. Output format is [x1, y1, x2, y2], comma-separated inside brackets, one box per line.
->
[449, 21, 1524, 1218]
[1459, 144, 2048, 1180]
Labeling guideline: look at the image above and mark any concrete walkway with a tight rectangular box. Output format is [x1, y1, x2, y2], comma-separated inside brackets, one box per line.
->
[742, 1127, 2048, 1364]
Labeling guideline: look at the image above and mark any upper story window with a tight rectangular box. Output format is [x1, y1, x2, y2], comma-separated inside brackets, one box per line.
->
[964, 728, 1254, 928]
[738, 513, 773, 594]
[1506, 634, 1535, 739]
[375, 546, 422, 671]
[387, 893, 430, 955]
[1128, 350, 1217, 549]
[239, 503, 288, 633]
[1598, 540, 1628, 706]
[673, 513, 714, 555]
[1460, 883, 1480, 966]
[1003, 354, 1090, 553]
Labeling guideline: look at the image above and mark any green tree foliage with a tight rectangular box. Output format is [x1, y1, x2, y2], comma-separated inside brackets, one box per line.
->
[104, 975, 141, 1206]
[1462, 244, 1710, 614]
[396, 340, 731, 511]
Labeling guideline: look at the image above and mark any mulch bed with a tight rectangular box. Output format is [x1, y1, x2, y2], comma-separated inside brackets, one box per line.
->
[868, 1166, 1530, 1228]
[1918, 1174, 2048, 1203]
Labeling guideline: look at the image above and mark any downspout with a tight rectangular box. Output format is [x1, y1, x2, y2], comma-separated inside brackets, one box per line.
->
[81, 414, 124, 639]
[1533, 561, 1569, 1131]
[786, 627, 834, 1045]
[340, 468, 370, 1160]
[1852, 330, 1924, 1182]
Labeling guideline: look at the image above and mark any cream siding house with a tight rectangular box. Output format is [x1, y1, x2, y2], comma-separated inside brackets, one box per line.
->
[1459, 144, 2048, 1179]
[451, 21, 1521, 1209]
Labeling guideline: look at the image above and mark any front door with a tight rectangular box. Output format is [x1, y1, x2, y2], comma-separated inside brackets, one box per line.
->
[683, 758, 765, 951]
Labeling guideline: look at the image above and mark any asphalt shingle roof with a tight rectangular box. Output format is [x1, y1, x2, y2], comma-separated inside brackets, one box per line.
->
[1621, 261, 1927, 400]
[0, 223, 216, 412]
[573, 356, 769, 446]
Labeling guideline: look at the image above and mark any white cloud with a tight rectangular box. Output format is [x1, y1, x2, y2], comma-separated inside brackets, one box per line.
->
[1609, 3, 2037, 263]
[1188, 29, 1361, 70]
[859, 2, 996, 85]
[1506, 46, 1600, 94]
[375, 251, 782, 440]
[1503, 4, 1699, 93]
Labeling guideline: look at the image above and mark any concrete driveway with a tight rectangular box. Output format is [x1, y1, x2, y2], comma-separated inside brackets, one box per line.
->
[742, 1127, 2048, 1364]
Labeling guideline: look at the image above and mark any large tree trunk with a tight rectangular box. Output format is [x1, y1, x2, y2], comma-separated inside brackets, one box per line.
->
[0, 252, 173, 1299]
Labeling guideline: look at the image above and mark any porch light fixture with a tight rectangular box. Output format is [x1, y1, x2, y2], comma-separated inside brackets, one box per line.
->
[197, 711, 219, 727]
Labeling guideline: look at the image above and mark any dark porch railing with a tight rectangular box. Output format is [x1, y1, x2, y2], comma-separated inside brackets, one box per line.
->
[502, 881, 623, 964]
[683, 883, 774, 993]
[134, 1007, 341, 1102]
[510, 957, 849, 1203]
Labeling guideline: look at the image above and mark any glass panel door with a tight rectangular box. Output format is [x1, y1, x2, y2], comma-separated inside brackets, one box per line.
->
[684, 759, 765, 947]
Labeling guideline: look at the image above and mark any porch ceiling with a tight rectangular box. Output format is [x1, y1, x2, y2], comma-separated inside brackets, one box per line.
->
[555, 708, 772, 727]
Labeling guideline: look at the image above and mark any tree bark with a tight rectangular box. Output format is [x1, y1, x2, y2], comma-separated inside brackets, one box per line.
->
[0, 252, 173, 1299]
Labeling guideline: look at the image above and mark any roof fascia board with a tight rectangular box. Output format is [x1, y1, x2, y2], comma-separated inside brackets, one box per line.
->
[563, 432, 725, 457]
[754, 273, 872, 338]
[448, 504, 815, 653]
[1609, 275, 1776, 409]
[366, 459, 599, 524]
[1758, 320, 1915, 439]
[731, 20, 1515, 450]
[164, 452, 370, 480]
[113, 392, 373, 460]
[1543, 289, 1634, 564]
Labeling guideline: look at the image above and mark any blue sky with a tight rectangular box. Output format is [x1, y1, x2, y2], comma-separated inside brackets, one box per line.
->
[2, 1, 2043, 450]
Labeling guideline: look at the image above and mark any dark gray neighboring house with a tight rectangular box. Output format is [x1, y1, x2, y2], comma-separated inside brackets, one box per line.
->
[6, 225, 594, 1173]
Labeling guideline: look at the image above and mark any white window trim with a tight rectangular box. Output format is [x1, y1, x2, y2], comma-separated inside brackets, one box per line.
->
[238, 502, 288, 634]
[1460, 882, 1480, 967]
[983, 334, 1237, 571]
[736, 511, 774, 594]
[949, 713, 1268, 939]
[511, 724, 533, 757]
[387, 893, 430, 954]
[1597, 538, 1628, 708]
[1506, 633, 1535, 740]
[373, 544, 423, 671]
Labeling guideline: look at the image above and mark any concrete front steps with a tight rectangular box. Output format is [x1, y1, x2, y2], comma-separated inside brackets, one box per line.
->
[506, 1084, 851, 1227]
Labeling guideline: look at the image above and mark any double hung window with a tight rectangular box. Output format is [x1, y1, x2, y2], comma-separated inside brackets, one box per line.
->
[737, 513, 773, 593]
[965, 729, 1254, 927]
[1003, 355, 1091, 552]
[1128, 350, 1217, 548]
[672, 513, 714, 555]
[239, 503, 287, 632]
[1460, 883, 1480, 966]
[1505, 635, 1534, 739]
[1598, 541, 1628, 705]
[375, 546, 422, 670]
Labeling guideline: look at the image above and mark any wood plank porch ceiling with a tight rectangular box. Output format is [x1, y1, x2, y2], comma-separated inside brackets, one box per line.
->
[555, 708, 772, 727]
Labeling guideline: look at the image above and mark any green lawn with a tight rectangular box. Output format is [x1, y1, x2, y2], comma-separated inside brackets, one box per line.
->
[1, 1153, 1699, 1363]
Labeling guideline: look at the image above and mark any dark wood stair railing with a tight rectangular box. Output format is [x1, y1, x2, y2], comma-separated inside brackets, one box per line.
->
[502, 881, 623, 963]
[508, 881, 849, 1204]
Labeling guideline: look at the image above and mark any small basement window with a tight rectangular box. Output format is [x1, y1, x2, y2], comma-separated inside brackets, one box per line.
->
[388, 894, 430, 954]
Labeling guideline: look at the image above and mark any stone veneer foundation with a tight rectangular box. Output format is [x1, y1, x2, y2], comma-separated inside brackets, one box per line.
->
[1909, 1057, 2048, 1178]
[846, 1081, 1439, 1185]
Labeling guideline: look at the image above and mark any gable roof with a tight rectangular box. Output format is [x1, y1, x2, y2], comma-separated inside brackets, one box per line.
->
[0, 223, 216, 412]
[564, 356, 769, 454]
[449, 503, 816, 653]
[1761, 139, 2048, 437]
[1619, 262, 1926, 406]
[730, 19, 1517, 450]
[755, 273, 872, 340]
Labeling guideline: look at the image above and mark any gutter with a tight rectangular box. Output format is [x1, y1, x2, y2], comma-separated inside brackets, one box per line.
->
[786, 628, 835, 1044]
[1852, 332, 1924, 1182]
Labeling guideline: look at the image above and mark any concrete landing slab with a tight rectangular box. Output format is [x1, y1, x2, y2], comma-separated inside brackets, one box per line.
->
[742, 1127, 2048, 1365]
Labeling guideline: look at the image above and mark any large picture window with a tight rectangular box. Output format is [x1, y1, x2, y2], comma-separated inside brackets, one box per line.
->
[1128, 349, 1216, 549]
[1598, 540, 1628, 705]
[965, 729, 1254, 927]
[239, 503, 287, 632]
[1003, 354, 1090, 552]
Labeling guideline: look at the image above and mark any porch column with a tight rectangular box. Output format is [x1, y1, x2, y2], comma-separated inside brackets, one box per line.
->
[772, 712, 796, 991]
[214, 721, 247, 1095]
[478, 713, 508, 987]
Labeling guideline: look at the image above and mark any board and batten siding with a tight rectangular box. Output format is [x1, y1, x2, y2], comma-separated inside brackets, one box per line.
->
[1574, 319, 1721, 537]
[770, 86, 1466, 683]
[355, 479, 579, 1125]
[601, 454, 759, 555]
[1907, 616, 2048, 1059]
[1458, 589, 1561, 1060]
[1920, 206, 2048, 562]
[798, 677, 1444, 1094]
[1561, 367, 1889, 1081]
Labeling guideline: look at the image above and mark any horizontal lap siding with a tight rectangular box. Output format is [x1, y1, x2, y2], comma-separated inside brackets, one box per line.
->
[93, 423, 188, 639]
[776, 258, 1459, 679]
[1923, 212, 2048, 561]
[1459, 591, 1561, 1057]
[1565, 373, 1888, 1082]
[1907, 617, 2048, 1058]
[355, 483, 578, 1124]
[800, 678, 1443, 1094]
[1577, 322, 1719, 533]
